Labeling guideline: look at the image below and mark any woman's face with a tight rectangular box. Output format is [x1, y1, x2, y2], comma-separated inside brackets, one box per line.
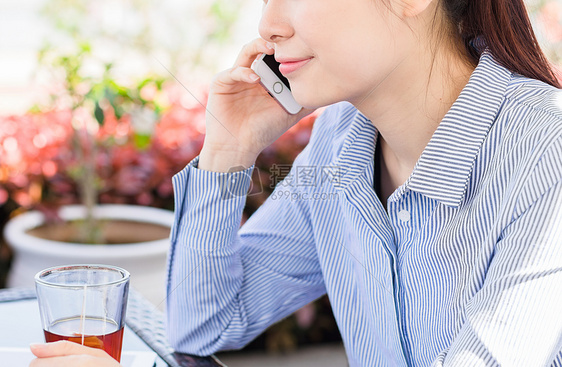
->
[258, 0, 417, 109]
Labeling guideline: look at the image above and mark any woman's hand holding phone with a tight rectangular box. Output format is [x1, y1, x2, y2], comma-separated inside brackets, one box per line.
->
[199, 39, 312, 173]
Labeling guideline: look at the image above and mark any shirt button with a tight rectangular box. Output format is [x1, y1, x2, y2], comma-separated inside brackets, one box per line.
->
[397, 210, 410, 222]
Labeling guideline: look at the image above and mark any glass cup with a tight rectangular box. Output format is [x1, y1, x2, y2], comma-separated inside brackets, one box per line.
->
[35, 264, 130, 362]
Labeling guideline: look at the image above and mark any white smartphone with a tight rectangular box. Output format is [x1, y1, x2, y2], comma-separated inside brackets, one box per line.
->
[251, 53, 302, 115]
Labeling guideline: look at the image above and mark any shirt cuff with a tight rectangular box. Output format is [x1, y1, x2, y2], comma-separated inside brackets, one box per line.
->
[170, 156, 255, 247]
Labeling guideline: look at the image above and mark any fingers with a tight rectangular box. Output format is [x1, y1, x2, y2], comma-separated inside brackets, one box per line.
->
[233, 38, 274, 68]
[29, 342, 119, 367]
[212, 38, 275, 89]
[29, 354, 107, 367]
[214, 66, 262, 87]
[30, 341, 108, 359]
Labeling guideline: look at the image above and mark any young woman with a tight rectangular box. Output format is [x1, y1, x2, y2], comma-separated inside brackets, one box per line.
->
[31, 0, 562, 365]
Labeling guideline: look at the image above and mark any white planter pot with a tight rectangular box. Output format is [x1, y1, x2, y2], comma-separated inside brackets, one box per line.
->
[4, 204, 173, 308]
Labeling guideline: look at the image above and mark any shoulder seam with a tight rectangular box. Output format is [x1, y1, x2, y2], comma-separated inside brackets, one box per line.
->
[503, 84, 562, 122]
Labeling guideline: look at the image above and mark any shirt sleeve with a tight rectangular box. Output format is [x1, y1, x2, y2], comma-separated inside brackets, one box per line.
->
[165, 146, 326, 355]
[432, 140, 562, 366]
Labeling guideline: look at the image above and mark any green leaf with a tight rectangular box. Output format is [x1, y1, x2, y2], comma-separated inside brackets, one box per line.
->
[94, 101, 104, 125]
[28, 104, 42, 114]
[134, 134, 151, 150]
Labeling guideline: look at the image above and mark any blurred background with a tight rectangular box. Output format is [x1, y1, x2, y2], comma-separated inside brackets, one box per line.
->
[0, 0, 561, 365]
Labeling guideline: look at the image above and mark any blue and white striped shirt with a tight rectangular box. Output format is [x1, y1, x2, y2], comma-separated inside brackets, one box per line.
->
[166, 51, 562, 366]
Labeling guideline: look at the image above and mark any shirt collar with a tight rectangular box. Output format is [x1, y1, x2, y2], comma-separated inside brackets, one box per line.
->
[334, 51, 512, 207]
[407, 50, 512, 207]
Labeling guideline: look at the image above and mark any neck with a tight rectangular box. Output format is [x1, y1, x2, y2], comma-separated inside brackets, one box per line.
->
[356, 41, 475, 188]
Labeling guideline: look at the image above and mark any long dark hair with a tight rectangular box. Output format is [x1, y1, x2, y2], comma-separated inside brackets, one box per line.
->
[443, 0, 561, 88]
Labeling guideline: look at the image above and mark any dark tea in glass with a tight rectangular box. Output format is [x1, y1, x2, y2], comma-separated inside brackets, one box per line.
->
[43, 316, 124, 361]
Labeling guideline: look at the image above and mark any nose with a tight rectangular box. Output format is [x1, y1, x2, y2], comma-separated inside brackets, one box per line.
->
[258, 0, 293, 43]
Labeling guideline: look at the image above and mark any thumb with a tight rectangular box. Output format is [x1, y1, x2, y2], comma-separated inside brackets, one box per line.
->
[30, 341, 108, 358]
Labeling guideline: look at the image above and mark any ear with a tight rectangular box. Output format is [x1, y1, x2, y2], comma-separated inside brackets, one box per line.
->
[401, 0, 435, 17]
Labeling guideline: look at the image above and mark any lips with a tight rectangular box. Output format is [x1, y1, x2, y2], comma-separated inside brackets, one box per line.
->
[277, 58, 312, 76]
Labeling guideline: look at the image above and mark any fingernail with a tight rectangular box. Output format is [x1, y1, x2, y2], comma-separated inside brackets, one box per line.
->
[30, 343, 45, 350]
[266, 42, 275, 50]
[249, 74, 260, 82]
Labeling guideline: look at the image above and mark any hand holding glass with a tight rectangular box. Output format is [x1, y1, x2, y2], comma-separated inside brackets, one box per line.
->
[35, 265, 130, 362]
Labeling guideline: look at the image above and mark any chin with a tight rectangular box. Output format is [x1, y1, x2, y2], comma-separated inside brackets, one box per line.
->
[292, 88, 337, 109]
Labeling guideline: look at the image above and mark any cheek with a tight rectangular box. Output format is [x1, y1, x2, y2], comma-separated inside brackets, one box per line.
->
[288, 4, 401, 105]
[321, 49, 380, 96]
[292, 0, 363, 53]
[292, 0, 347, 31]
